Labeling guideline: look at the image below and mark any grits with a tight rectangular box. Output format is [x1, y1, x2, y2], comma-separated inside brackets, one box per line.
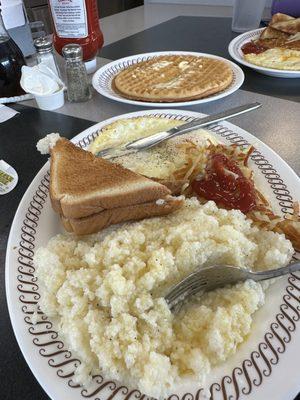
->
[34, 198, 293, 398]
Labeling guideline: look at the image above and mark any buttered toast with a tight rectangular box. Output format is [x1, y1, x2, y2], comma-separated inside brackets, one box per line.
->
[49, 138, 183, 233]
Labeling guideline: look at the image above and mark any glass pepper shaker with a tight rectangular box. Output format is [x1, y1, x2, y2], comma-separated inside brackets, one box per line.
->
[62, 44, 92, 103]
[34, 37, 61, 77]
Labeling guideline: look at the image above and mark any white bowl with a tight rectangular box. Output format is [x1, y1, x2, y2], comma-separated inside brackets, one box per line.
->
[34, 87, 65, 110]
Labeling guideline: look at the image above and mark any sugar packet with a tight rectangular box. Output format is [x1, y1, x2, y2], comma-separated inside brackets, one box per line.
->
[0, 160, 18, 194]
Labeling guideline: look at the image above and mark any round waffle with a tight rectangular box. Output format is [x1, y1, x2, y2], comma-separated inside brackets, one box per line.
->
[112, 55, 234, 102]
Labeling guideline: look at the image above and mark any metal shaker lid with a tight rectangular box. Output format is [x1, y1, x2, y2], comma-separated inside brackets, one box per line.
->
[62, 44, 83, 61]
[34, 37, 53, 53]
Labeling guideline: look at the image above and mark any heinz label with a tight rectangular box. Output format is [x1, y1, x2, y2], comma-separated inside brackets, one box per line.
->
[49, 0, 88, 38]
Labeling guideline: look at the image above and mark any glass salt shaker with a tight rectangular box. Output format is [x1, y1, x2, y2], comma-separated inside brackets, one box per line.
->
[62, 44, 92, 103]
[34, 37, 61, 77]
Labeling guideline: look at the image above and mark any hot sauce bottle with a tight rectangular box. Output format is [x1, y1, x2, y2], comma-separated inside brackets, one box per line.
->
[48, 0, 104, 73]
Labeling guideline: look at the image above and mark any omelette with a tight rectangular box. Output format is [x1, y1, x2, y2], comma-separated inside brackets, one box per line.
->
[89, 116, 218, 180]
[244, 47, 300, 70]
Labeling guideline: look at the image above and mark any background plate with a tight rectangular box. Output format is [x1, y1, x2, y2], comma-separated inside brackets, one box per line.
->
[92, 51, 244, 107]
[6, 109, 300, 400]
[228, 28, 300, 78]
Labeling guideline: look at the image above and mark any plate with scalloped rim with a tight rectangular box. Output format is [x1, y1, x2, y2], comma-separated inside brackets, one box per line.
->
[5, 108, 300, 400]
[92, 51, 244, 107]
[228, 28, 300, 78]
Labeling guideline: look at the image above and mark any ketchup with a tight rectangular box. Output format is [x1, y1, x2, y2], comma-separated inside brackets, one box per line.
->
[48, 0, 104, 61]
[241, 41, 266, 55]
[191, 153, 256, 213]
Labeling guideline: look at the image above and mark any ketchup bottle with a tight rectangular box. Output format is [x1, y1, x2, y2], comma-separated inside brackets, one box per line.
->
[48, 0, 104, 72]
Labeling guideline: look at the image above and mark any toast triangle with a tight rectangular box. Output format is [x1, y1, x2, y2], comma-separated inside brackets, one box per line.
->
[61, 196, 183, 235]
[50, 138, 171, 218]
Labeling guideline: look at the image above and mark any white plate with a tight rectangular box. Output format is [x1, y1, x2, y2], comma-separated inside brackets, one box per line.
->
[6, 109, 300, 400]
[228, 28, 300, 78]
[92, 51, 244, 107]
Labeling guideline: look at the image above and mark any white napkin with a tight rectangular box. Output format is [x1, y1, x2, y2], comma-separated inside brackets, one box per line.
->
[0, 105, 19, 123]
[20, 64, 64, 96]
[1, 0, 25, 30]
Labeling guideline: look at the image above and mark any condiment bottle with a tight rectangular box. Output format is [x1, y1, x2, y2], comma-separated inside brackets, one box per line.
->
[34, 36, 61, 77]
[48, 0, 103, 74]
[62, 44, 92, 103]
[0, 11, 26, 97]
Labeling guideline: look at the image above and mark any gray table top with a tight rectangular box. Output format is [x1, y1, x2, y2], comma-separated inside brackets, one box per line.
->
[22, 54, 300, 176]
[1, 7, 300, 400]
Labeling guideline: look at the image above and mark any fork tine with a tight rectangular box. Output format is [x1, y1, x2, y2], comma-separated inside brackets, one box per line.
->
[169, 280, 206, 299]
[164, 264, 251, 311]
[166, 280, 205, 303]
[167, 283, 207, 309]
[165, 274, 206, 302]
[184, 284, 208, 299]
[165, 269, 205, 301]
[167, 286, 208, 311]
[173, 270, 207, 290]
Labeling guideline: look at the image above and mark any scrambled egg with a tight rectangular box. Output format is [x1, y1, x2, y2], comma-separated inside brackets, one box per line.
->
[244, 48, 300, 70]
[35, 198, 293, 398]
[89, 116, 218, 179]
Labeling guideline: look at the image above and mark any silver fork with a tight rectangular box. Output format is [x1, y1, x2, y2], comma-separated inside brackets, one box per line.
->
[164, 261, 300, 312]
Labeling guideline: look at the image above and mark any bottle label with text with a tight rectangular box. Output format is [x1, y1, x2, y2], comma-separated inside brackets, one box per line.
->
[49, 0, 88, 39]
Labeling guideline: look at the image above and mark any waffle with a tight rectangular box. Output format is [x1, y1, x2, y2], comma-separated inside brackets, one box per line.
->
[112, 55, 233, 102]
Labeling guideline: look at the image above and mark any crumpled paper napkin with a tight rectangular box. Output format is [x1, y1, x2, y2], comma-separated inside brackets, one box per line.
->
[21, 64, 64, 96]
[0, 104, 19, 123]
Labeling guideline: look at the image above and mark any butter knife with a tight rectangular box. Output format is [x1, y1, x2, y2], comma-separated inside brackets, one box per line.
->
[96, 102, 261, 159]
